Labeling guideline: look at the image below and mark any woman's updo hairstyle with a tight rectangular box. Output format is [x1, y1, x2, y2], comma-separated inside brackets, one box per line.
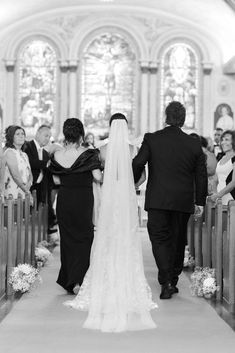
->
[5, 125, 25, 149]
[63, 118, 85, 144]
[109, 113, 128, 126]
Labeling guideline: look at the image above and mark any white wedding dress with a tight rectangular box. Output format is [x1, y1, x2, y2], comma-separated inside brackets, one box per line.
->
[64, 120, 157, 332]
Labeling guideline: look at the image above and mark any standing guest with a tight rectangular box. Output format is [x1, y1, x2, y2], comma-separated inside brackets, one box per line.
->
[190, 133, 217, 195]
[200, 136, 217, 195]
[205, 136, 214, 153]
[211, 130, 235, 205]
[49, 118, 102, 294]
[133, 101, 207, 299]
[213, 128, 223, 160]
[23, 125, 56, 232]
[83, 132, 95, 149]
[3, 125, 32, 199]
[0, 130, 4, 196]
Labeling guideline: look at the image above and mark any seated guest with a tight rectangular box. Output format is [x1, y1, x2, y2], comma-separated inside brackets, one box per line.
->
[200, 136, 217, 195]
[3, 125, 32, 199]
[211, 130, 235, 205]
[23, 125, 56, 231]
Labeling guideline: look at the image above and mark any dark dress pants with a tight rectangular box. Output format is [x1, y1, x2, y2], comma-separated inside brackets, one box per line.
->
[147, 209, 190, 286]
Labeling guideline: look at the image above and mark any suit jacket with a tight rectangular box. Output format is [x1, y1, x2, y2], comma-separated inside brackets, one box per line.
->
[132, 126, 208, 213]
[23, 140, 50, 185]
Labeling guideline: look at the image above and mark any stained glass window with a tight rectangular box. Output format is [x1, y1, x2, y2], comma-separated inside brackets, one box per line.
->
[160, 43, 199, 130]
[81, 33, 136, 138]
[18, 40, 57, 137]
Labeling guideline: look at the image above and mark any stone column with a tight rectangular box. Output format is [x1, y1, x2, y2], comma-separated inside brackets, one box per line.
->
[139, 61, 150, 135]
[149, 61, 158, 132]
[5, 60, 15, 126]
[58, 60, 69, 137]
[68, 59, 78, 119]
[202, 62, 213, 135]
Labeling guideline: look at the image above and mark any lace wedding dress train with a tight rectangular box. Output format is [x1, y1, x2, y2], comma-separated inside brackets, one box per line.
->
[64, 120, 157, 332]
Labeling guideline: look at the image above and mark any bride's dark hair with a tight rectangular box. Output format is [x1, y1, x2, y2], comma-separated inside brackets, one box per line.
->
[109, 113, 128, 126]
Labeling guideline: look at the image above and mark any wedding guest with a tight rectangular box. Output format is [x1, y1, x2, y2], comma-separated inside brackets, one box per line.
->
[190, 133, 217, 195]
[200, 136, 217, 195]
[213, 128, 223, 160]
[3, 125, 32, 199]
[23, 125, 56, 232]
[211, 130, 235, 205]
[83, 132, 95, 149]
[49, 118, 102, 294]
[0, 131, 4, 196]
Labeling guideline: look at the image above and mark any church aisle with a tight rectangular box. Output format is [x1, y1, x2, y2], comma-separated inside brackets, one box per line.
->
[0, 229, 235, 353]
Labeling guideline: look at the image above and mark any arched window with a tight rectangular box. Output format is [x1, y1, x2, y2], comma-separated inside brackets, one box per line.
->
[18, 40, 57, 137]
[160, 43, 199, 130]
[81, 33, 136, 138]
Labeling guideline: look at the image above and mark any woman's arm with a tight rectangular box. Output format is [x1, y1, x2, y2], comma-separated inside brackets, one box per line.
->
[92, 169, 103, 183]
[5, 150, 30, 193]
[211, 163, 235, 201]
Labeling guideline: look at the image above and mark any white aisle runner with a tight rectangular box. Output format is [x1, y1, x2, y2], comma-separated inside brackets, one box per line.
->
[0, 229, 235, 353]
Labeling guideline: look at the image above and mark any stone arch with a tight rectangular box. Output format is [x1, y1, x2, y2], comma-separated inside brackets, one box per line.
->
[150, 28, 219, 66]
[70, 16, 148, 62]
[4, 27, 68, 62]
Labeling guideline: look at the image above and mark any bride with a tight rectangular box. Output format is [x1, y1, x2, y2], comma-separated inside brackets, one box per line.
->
[64, 113, 157, 332]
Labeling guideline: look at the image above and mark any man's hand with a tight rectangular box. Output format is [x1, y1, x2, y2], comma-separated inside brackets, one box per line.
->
[194, 205, 204, 219]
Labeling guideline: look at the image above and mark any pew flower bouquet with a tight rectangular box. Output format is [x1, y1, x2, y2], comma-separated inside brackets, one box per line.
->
[190, 267, 219, 298]
[37, 240, 50, 249]
[183, 246, 195, 269]
[8, 264, 41, 293]
[49, 232, 60, 247]
[35, 246, 52, 266]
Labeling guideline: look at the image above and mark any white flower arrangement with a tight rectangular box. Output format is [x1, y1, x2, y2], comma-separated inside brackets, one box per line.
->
[38, 240, 50, 249]
[183, 246, 195, 268]
[190, 267, 219, 298]
[49, 232, 60, 246]
[8, 264, 41, 293]
[35, 246, 52, 264]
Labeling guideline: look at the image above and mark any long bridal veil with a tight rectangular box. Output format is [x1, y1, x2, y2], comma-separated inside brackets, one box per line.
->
[64, 119, 157, 332]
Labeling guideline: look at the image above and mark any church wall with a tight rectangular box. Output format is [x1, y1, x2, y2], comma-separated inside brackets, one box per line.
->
[0, 6, 233, 140]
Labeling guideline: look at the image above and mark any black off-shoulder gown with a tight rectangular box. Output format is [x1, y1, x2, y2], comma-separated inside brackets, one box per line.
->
[49, 149, 101, 293]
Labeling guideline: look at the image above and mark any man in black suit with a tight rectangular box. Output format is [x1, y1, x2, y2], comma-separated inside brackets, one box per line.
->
[133, 101, 207, 299]
[24, 125, 56, 232]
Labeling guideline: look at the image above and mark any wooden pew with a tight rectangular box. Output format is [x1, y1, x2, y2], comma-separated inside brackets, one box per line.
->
[0, 193, 48, 302]
[223, 200, 235, 313]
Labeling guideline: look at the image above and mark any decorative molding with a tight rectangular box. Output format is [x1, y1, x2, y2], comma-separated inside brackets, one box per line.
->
[68, 59, 79, 72]
[202, 62, 213, 75]
[149, 61, 158, 74]
[134, 17, 174, 42]
[58, 59, 69, 73]
[4, 60, 15, 72]
[139, 60, 149, 73]
[223, 56, 235, 74]
[44, 15, 87, 42]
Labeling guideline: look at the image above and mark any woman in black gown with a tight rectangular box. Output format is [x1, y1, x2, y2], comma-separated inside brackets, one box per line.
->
[49, 119, 102, 294]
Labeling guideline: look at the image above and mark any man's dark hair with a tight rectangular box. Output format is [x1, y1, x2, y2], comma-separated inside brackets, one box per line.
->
[165, 101, 186, 127]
